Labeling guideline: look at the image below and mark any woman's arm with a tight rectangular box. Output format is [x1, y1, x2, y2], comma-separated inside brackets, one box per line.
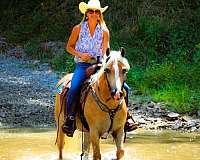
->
[65, 25, 81, 57]
[102, 28, 110, 55]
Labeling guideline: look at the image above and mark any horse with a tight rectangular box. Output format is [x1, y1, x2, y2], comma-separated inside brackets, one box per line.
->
[54, 48, 130, 160]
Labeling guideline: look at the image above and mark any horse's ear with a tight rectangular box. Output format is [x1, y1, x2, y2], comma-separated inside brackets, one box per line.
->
[106, 48, 110, 57]
[120, 47, 125, 57]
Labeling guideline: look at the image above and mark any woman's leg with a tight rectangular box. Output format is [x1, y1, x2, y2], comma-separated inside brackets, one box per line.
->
[62, 63, 91, 136]
[123, 83, 138, 132]
[66, 65, 87, 116]
[123, 83, 130, 106]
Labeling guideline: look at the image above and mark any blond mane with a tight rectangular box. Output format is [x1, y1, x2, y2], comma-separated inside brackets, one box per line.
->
[102, 50, 130, 70]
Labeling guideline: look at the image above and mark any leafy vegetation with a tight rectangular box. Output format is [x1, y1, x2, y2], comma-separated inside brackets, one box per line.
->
[0, 0, 200, 113]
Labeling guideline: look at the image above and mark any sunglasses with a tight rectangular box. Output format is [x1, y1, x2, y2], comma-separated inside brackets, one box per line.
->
[87, 9, 100, 14]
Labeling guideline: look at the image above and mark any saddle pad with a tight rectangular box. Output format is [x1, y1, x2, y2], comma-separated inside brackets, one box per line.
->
[56, 82, 66, 94]
[56, 73, 73, 94]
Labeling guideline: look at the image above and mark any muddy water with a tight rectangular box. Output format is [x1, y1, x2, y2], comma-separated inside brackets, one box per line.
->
[0, 128, 199, 160]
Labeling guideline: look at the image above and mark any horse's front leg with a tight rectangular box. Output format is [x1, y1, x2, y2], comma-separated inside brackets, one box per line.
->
[90, 129, 101, 160]
[112, 128, 125, 160]
[82, 132, 91, 160]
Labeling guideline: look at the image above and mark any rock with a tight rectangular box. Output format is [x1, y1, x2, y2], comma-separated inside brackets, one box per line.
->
[191, 127, 197, 132]
[0, 112, 6, 118]
[132, 102, 142, 110]
[155, 102, 162, 110]
[171, 124, 180, 130]
[166, 121, 174, 125]
[171, 120, 183, 130]
[180, 116, 188, 122]
[149, 125, 156, 130]
[32, 60, 40, 65]
[153, 112, 162, 117]
[147, 101, 155, 108]
[157, 121, 168, 129]
[159, 109, 169, 117]
[186, 120, 196, 127]
[166, 112, 180, 121]
[138, 118, 146, 124]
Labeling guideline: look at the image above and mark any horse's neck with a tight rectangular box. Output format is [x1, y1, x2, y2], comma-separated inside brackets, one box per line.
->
[93, 70, 118, 107]
[96, 70, 110, 98]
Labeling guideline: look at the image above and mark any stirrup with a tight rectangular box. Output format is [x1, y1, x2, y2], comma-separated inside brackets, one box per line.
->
[124, 121, 138, 132]
[124, 114, 138, 132]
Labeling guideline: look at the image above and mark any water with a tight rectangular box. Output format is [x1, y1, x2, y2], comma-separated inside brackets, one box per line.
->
[0, 128, 199, 160]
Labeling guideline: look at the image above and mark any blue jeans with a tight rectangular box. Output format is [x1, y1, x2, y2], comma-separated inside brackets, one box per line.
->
[66, 62, 92, 116]
[123, 82, 130, 106]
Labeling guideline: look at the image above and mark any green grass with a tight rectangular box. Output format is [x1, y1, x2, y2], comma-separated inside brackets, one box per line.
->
[151, 84, 199, 113]
[126, 48, 200, 113]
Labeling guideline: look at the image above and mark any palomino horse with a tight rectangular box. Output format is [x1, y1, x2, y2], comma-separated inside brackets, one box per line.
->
[54, 48, 130, 160]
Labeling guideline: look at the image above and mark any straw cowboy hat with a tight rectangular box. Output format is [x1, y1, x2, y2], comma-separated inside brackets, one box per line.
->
[79, 0, 108, 14]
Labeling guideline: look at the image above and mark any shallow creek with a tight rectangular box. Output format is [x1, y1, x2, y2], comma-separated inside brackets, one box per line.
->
[0, 128, 199, 160]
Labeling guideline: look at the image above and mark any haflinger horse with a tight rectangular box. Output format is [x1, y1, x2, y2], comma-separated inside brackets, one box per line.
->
[54, 48, 130, 160]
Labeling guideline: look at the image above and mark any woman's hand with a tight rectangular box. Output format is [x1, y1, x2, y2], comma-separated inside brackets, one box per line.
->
[80, 53, 92, 61]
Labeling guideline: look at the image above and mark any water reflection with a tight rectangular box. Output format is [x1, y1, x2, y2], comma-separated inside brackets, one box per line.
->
[0, 128, 199, 160]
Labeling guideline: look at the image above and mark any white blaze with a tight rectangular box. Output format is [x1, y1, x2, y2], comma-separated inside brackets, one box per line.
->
[114, 60, 121, 92]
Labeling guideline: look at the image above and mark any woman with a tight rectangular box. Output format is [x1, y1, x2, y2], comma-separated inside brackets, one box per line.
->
[62, 0, 136, 136]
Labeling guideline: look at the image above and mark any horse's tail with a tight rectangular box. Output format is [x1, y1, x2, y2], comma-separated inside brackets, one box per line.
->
[54, 74, 73, 145]
[55, 93, 64, 144]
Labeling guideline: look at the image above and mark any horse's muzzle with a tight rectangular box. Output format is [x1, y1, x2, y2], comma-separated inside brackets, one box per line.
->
[111, 89, 123, 101]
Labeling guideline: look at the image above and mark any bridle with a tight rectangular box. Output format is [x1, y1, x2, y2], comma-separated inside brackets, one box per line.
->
[89, 80, 123, 133]
[104, 69, 125, 101]
[88, 61, 126, 133]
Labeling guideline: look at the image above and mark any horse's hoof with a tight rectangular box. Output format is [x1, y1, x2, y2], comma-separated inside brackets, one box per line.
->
[93, 154, 101, 160]
[116, 149, 124, 159]
[59, 154, 63, 159]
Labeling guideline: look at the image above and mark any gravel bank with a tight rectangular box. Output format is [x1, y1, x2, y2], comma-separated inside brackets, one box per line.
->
[0, 53, 58, 128]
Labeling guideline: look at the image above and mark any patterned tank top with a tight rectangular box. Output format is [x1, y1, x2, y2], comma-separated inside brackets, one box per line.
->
[74, 21, 103, 63]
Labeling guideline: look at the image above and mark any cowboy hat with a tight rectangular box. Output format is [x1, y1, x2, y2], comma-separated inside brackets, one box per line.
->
[79, 0, 108, 14]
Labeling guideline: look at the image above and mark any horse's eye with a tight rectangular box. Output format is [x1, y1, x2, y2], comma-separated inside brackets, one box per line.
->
[104, 68, 110, 74]
[122, 69, 127, 74]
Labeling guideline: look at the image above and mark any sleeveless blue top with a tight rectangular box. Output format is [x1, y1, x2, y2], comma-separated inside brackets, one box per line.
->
[74, 21, 103, 63]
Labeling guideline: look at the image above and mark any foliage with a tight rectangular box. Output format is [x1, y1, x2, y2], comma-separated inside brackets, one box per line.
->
[126, 48, 200, 113]
[24, 38, 41, 58]
[50, 50, 75, 73]
[152, 84, 200, 113]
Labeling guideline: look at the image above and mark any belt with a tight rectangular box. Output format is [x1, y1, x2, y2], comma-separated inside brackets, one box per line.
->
[78, 58, 97, 64]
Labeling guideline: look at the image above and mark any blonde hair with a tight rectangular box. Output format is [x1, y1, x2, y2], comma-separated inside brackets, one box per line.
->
[80, 11, 107, 29]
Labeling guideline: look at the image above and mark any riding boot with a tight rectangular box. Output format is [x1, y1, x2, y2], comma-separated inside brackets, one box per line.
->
[123, 88, 138, 132]
[62, 115, 76, 137]
[124, 112, 138, 132]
